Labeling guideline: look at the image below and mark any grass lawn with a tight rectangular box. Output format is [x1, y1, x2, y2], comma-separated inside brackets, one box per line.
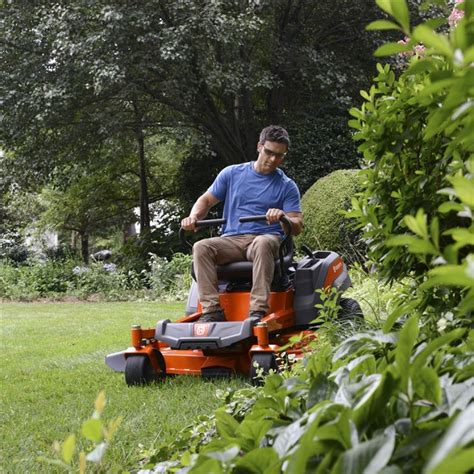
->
[0, 301, 246, 473]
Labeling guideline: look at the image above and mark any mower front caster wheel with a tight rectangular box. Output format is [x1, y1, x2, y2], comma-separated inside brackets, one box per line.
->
[125, 354, 164, 386]
[250, 352, 278, 386]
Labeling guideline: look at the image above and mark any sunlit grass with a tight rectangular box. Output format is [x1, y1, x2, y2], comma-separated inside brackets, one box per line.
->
[0, 302, 246, 473]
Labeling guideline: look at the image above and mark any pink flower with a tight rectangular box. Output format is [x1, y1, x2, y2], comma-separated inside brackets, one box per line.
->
[397, 36, 425, 58]
[413, 44, 425, 56]
[448, 1, 464, 28]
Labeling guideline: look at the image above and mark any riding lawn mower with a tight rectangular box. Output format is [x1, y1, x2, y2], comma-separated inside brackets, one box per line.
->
[105, 215, 362, 386]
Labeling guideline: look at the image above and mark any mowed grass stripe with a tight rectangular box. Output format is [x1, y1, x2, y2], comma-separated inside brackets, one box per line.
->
[1, 302, 246, 473]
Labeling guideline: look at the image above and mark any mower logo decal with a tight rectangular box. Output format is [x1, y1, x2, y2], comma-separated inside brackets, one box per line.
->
[194, 323, 210, 337]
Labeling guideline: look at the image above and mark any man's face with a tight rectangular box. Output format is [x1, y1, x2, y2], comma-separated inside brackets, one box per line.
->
[256, 141, 288, 174]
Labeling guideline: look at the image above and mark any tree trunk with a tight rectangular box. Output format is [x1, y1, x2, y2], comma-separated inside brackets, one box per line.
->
[80, 232, 89, 264]
[137, 131, 151, 232]
[133, 101, 151, 233]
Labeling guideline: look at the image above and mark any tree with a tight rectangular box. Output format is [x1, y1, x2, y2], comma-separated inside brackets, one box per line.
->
[1, 0, 382, 202]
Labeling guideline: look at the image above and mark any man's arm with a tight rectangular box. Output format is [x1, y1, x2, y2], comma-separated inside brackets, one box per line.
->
[266, 209, 303, 236]
[181, 191, 221, 231]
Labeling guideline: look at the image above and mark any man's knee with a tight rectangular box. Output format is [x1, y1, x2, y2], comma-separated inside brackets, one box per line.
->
[193, 239, 214, 260]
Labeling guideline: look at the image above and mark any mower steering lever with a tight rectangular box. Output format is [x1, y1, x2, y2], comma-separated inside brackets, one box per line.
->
[179, 218, 227, 250]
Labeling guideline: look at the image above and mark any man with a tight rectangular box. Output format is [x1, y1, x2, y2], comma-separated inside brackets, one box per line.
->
[181, 125, 303, 322]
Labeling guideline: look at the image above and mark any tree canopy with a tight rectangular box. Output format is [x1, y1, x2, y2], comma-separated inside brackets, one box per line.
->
[1, 0, 388, 261]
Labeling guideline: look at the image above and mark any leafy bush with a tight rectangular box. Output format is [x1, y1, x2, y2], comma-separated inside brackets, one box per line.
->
[0, 252, 194, 301]
[148, 252, 193, 301]
[145, 315, 473, 473]
[347, 0, 473, 325]
[0, 231, 29, 264]
[283, 112, 361, 195]
[296, 169, 366, 265]
[0, 259, 77, 300]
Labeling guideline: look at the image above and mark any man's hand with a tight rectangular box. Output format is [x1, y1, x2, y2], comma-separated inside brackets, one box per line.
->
[181, 216, 199, 231]
[266, 208, 285, 224]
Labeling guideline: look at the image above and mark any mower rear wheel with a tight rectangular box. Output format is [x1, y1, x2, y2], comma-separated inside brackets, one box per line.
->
[250, 352, 278, 386]
[338, 297, 363, 320]
[125, 354, 163, 386]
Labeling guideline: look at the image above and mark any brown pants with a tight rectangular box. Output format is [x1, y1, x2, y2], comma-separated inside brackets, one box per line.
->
[193, 234, 280, 314]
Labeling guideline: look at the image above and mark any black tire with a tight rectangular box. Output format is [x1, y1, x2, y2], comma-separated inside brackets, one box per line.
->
[125, 352, 165, 386]
[250, 352, 278, 386]
[338, 297, 363, 320]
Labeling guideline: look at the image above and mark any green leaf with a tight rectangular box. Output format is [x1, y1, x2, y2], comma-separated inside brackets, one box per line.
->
[390, 0, 410, 32]
[412, 367, 441, 404]
[430, 447, 474, 474]
[423, 17, 447, 30]
[422, 263, 474, 289]
[423, 405, 474, 473]
[334, 426, 396, 474]
[238, 419, 272, 451]
[386, 235, 438, 255]
[430, 217, 440, 250]
[405, 209, 428, 238]
[333, 331, 398, 361]
[449, 175, 474, 207]
[205, 445, 239, 463]
[458, 287, 474, 315]
[438, 201, 463, 214]
[412, 25, 453, 57]
[383, 299, 422, 333]
[444, 228, 474, 249]
[62, 434, 76, 465]
[366, 20, 401, 31]
[349, 119, 363, 130]
[396, 315, 419, 390]
[313, 410, 351, 450]
[349, 107, 364, 119]
[308, 374, 337, 408]
[375, 0, 393, 16]
[234, 448, 281, 474]
[215, 410, 240, 440]
[82, 419, 103, 443]
[406, 59, 436, 76]
[411, 329, 465, 373]
[191, 457, 224, 474]
[393, 429, 442, 460]
[273, 419, 306, 457]
[374, 42, 412, 57]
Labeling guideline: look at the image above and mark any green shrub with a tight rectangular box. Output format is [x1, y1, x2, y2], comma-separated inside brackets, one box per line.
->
[296, 169, 366, 265]
[0, 259, 77, 300]
[283, 112, 361, 195]
[148, 252, 193, 301]
[347, 0, 474, 323]
[0, 252, 194, 301]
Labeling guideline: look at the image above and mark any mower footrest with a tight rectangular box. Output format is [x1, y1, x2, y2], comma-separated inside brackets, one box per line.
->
[155, 318, 257, 350]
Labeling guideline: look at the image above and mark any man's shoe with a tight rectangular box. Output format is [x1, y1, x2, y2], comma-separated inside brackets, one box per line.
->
[199, 309, 226, 322]
[249, 310, 266, 320]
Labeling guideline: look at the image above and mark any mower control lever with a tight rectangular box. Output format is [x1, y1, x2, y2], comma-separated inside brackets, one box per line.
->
[179, 218, 227, 250]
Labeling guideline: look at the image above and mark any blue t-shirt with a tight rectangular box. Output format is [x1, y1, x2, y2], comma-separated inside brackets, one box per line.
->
[208, 162, 301, 236]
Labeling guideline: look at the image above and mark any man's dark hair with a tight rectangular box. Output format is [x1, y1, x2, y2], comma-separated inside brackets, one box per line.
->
[258, 125, 290, 148]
